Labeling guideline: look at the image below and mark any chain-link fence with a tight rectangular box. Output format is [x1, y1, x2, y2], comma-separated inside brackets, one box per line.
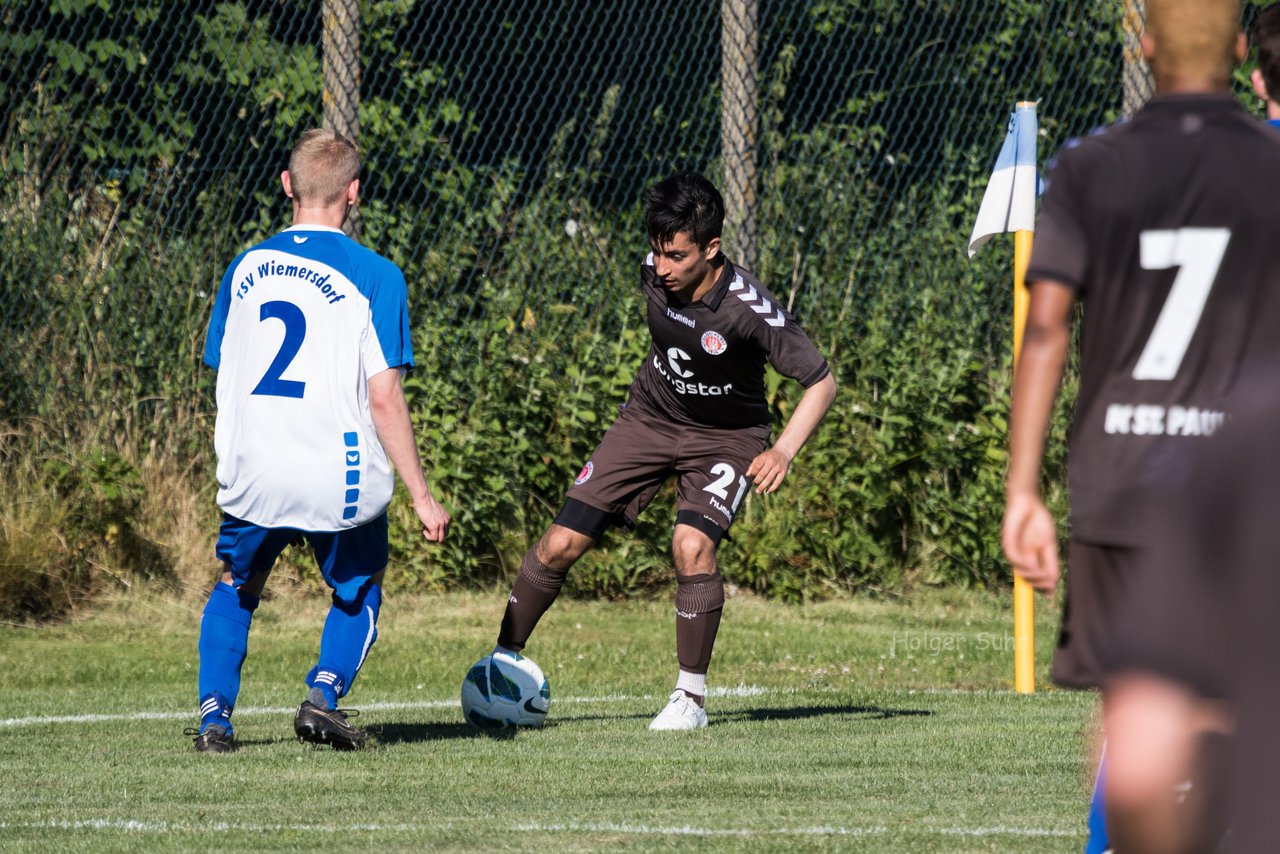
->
[13, 1, 1280, 595]
[13, 0, 1280, 449]
[3, 1, 1152, 432]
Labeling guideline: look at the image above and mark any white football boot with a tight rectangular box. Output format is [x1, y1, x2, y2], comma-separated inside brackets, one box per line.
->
[648, 690, 709, 730]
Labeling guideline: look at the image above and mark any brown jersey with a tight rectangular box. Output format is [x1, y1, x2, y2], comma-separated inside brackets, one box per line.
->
[1027, 93, 1280, 546]
[624, 255, 830, 429]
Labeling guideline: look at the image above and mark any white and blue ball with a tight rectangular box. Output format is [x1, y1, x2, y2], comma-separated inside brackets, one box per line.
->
[460, 651, 550, 728]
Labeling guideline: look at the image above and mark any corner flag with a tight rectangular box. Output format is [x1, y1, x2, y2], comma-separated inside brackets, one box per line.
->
[970, 101, 1041, 695]
[968, 102, 1040, 257]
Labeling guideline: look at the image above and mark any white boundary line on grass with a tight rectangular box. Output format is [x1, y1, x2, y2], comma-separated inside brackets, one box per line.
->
[0, 683, 1077, 730]
[0, 684, 769, 729]
[0, 818, 1078, 839]
[518, 822, 1078, 838]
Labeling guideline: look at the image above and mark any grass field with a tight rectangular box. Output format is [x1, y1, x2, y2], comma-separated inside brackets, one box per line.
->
[0, 587, 1096, 852]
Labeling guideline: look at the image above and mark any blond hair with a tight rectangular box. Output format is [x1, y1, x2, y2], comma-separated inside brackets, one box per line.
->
[287, 128, 360, 206]
[1145, 0, 1241, 84]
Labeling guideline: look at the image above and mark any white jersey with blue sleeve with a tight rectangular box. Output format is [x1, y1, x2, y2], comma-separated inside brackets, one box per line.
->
[204, 225, 413, 531]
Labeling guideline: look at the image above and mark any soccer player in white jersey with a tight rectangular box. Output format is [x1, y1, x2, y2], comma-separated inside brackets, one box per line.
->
[192, 129, 450, 752]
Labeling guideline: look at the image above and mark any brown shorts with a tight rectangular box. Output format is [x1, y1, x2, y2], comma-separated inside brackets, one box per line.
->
[1052, 540, 1140, 689]
[565, 405, 769, 536]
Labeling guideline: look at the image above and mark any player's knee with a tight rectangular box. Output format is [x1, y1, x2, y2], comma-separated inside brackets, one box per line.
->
[331, 580, 382, 616]
[538, 525, 593, 569]
[672, 525, 717, 575]
[223, 567, 270, 597]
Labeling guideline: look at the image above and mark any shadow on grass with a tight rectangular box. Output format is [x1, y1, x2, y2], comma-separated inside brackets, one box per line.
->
[536, 711, 656, 724]
[538, 704, 931, 726]
[368, 704, 930, 743]
[720, 704, 933, 722]
[371, 721, 522, 744]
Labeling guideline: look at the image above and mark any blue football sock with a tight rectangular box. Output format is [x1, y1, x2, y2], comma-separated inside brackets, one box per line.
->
[306, 583, 381, 710]
[199, 691, 233, 734]
[197, 582, 260, 734]
[1084, 747, 1110, 854]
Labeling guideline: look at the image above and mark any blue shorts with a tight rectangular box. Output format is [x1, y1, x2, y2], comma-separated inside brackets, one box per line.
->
[215, 513, 389, 606]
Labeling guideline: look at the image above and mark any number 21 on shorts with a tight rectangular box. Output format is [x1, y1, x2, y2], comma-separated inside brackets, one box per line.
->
[703, 463, 748, 514]
[1133, 227, 1230, 381]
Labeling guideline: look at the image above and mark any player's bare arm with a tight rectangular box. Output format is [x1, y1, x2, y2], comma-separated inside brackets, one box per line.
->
[1002, 280, 1074, 595]
[746, 372, 836, 494]
[368, 367, 451, 542]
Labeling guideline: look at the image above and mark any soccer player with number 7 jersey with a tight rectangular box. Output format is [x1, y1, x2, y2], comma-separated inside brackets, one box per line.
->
[193, 129, 451, 753]
[491, 172, 836, 730]
[1001, 0, 1280, 846]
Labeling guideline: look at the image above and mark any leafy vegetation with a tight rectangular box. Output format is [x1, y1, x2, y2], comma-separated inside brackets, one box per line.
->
[0, 0, 1166, 616]
[0, 444, 172, 621]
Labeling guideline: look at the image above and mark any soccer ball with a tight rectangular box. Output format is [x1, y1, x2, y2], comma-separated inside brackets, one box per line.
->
[460, 651, 550, 728]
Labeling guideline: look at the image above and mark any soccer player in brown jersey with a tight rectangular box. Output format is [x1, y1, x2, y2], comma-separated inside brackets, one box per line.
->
[491, 172, 836, 730]
[1000, 0, 1280, 849]
[1105, 385, 1280, 853]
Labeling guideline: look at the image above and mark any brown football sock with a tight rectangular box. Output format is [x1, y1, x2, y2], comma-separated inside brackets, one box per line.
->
[674, 571, 725, 692]
[497, 548, 567, 652]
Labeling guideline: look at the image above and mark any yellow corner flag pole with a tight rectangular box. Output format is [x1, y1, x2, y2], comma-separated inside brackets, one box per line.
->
[968, 101, 1040, 694]
[1012, 227, 1035, 694]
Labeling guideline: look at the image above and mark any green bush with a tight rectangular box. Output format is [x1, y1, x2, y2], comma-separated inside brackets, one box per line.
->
[3, 0, 1100, 615]
[1, 445, 172, 621]
[0, 125, 1081, 615]
[0, 481, 85, 622]
[369, 165, 1077, 600]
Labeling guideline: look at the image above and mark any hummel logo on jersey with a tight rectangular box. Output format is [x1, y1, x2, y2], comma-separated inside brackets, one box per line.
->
[666, 307, 695, 328]
[729, 274, 786, 327]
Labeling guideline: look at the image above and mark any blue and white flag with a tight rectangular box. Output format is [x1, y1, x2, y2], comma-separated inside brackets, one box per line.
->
[967, 102, 1040, 258]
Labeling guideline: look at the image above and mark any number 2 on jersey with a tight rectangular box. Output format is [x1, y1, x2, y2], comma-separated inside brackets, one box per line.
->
[1133, 228, 1230, 381]
[251, 300, 306, 399]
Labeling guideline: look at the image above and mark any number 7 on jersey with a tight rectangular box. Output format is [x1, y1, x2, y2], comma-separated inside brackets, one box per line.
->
[1132, 228, 1231, 381]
